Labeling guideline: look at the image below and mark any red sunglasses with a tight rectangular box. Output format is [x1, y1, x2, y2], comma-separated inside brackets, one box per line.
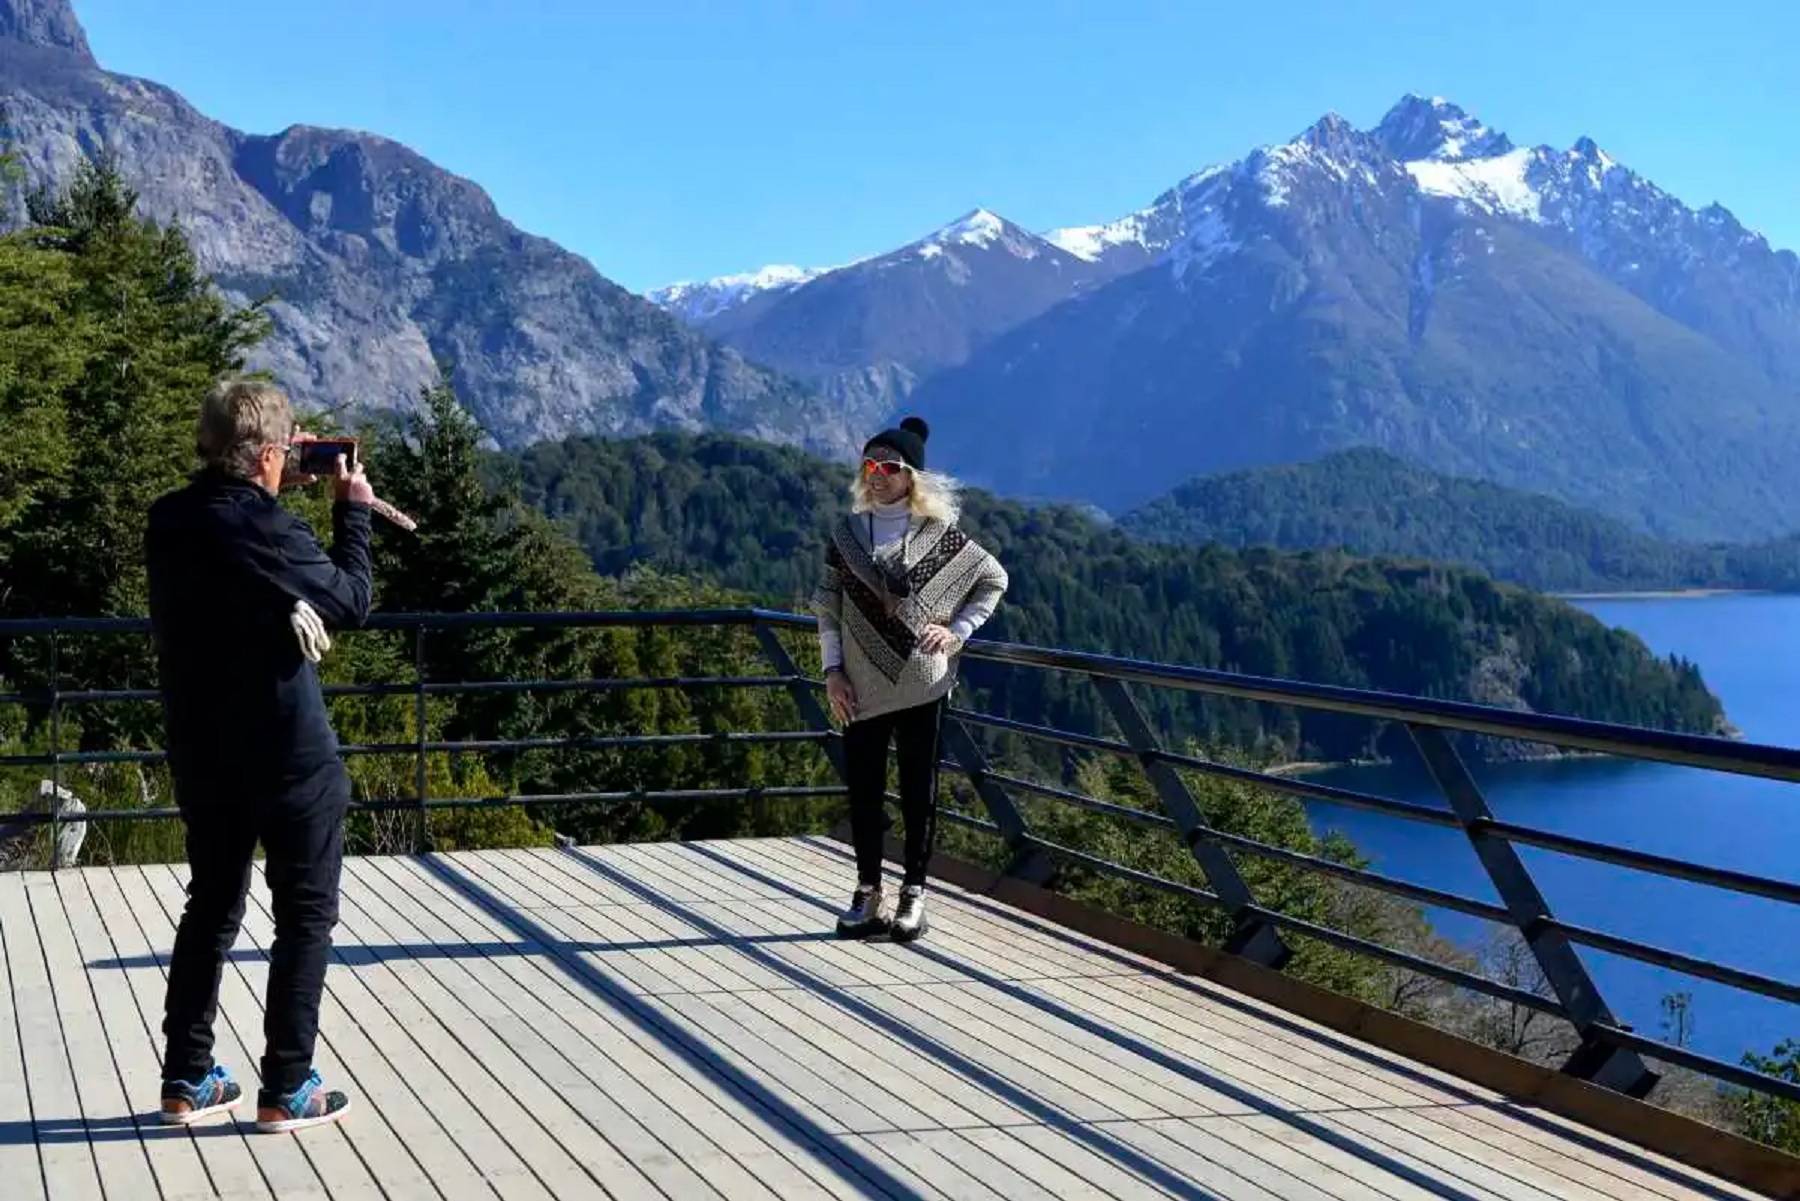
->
[862, 458, 912, 478]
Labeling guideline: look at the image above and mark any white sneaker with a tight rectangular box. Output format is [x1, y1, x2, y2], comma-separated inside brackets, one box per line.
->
[835, 884, 888, 938]
[891, 885, 928, 943]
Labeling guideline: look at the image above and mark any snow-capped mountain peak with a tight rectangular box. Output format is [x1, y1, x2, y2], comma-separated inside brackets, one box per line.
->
[909, 208, 1046, 262]
[1373, 94, 1515, 163]
[647, 263, 828, 323]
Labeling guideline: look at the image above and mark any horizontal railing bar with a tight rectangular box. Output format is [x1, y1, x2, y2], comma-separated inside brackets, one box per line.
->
[985, 771, 1178, 829]
[947, 707, 1136, 755]
[1024, 835, 1225, 908]
[0, 784, 850, 825]
[1471, 818, 1800, 907]
[1540, 919, 1800, 1005]
[337, 730, 828, 757]
[0, 675, 802, 709]
[937, 810, 1003, 835]
[1591, 1023, 1800, 1108]
[11, 605, 1800, 781]
[1022, 834, 1560, 1016]
[949, 707, 1464, 832]
[0, 728, 830, 771]
[0, 749, 164, 768]
[1150, 749, 1465, 830]
[1239, 903, 1569, 1017]
[963, 637, 1800, 783]
[417, 675, 798, 697]
[0, 607, 820, 638]
[351, 784, 846, 813]
[1201, 830, 1516, 925]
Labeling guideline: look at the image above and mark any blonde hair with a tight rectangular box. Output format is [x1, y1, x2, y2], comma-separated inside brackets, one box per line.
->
[196, 376, 292, 478]
[850, 465, 963, 526]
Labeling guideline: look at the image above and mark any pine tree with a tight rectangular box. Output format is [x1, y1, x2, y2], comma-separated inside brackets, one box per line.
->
[0, 152, 269, 749]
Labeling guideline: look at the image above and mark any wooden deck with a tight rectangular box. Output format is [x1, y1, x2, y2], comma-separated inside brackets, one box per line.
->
[0, 835, 1766, 1201]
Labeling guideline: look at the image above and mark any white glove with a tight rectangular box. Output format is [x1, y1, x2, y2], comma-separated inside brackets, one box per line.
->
[290, 599, 332, 663]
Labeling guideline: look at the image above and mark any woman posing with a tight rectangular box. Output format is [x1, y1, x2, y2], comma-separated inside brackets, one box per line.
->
[811, 416, 1008, 942]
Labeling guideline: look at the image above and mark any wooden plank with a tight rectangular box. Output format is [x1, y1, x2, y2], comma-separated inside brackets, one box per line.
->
[139, 862, 404, 1201]
[368, 853, 948, 1201]
[601, 844, 1242, 1125]
[736, 838, 1747, 1201]
[507, 847, 1176, 1131]
[447, 851, 897, 1139]
[117, 863, 343, 1200]
[48, 869, 214, 1201]
[0, 875, 50, 1201]
[504, 847, 934, 994]
[223, 864, 510, 1201]
[949, 1124, 1176, 1201]
[240, 857, 635, 1201]
[82, 865, 277, 1201]
[2, 874, 106, 1201]
[357, 849, 865, 1200]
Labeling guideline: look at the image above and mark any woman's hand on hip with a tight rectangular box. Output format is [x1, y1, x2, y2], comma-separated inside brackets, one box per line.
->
[826, 671, 857, 723]
[918, 623, 961, 655]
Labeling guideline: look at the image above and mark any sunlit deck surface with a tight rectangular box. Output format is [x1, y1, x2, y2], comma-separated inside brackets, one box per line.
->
[1, 836, 1765, 1200]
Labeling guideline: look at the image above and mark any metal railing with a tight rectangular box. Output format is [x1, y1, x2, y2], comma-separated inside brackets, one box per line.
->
[2, 607, 1798, 1111]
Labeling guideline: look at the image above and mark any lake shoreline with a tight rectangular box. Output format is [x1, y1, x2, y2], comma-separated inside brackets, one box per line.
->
[1551, 587, 1775, 601]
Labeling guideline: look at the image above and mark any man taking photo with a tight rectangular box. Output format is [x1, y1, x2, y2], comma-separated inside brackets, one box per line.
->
[146, 376, 373, 1133]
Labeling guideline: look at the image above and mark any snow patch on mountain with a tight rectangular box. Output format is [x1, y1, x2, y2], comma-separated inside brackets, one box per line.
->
[649, 264, 828, 323]
[1407, 147, 1542, 221]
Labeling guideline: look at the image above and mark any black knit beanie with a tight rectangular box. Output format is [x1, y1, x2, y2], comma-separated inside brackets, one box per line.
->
[863, 416, 929, 471]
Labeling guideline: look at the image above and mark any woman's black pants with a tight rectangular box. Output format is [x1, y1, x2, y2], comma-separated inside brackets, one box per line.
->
[843, 697, 945, 888]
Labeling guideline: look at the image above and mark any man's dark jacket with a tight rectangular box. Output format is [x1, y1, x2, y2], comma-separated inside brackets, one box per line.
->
[146, 468, 373, 797]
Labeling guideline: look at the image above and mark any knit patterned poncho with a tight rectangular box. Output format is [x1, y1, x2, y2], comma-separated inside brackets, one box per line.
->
[811, 510, 1009, 721]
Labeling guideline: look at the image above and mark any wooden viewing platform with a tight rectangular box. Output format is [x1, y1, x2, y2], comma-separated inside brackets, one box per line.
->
[0, 836, 1770, 1200]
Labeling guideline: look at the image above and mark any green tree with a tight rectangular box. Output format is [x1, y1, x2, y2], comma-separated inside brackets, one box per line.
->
[0, 151, 269, 750]
[1730, 1040, 1800, 1154]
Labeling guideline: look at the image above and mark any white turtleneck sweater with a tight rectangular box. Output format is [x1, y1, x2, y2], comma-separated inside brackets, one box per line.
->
[817, 499, 998, 672]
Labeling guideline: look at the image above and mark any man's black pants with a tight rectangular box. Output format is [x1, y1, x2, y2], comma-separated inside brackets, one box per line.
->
[844, 697, 945, 888]
[161, 760, 349, 1098]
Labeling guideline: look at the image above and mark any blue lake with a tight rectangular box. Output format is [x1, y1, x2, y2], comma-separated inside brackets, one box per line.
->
[1304, 592, 1800, 1066]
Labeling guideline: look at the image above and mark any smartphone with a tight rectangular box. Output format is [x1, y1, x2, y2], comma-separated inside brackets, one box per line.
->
[294, 437, 357, 477]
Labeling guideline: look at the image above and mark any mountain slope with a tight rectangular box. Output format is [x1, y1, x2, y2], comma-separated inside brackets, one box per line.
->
[504, 430, 1732, 763]
[0, 1, 855, 456]
[1118, 448, 1800, 591]
[905, 104, 1800, 540]
[651, 209, 1117, 428]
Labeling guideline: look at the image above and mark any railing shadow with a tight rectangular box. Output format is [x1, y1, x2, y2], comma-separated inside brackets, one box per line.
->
[86, 929, 831, 971]
[407, 852, 944, 1201]
[774, 835, 1755, 1201]
[681, 838, 1755, 1201]
[538, 842, 1496, 1201]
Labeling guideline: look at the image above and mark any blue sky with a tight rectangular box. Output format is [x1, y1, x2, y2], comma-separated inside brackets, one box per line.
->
[72, 0, 1800, 295]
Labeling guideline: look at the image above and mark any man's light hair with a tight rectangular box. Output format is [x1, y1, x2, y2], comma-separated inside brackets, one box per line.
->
[851, 465, 963, 526]
[197, 377, 292, 479]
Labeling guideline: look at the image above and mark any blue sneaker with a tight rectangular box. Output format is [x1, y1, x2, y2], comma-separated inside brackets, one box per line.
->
[160, 1064, 243, 1125]
[256, 1069, 351, 1133]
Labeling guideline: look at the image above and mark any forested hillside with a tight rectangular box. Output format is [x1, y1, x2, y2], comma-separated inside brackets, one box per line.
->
[506, 432, 1729, 764]
[1120, 448, 1800, 593]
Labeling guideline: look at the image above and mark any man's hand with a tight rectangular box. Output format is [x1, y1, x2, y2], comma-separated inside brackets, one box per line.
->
[333, 454, 376, 506]
[918, 624, 961, 655]
[826, 671, 857, 724]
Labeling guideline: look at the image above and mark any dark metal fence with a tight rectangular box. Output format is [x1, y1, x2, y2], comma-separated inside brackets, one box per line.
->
[2, 607, 1797, 1112]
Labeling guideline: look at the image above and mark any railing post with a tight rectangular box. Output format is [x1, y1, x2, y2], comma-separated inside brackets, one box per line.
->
[1093, 676, 1292, 969]
[751, 620, 845, 780]
[1407, 723, 1658, 1097]
[752, 620, 1049, 882]
[413, 622, 433, 854]
[48, 632, 60, 873]
[936, 718, 1053, 884]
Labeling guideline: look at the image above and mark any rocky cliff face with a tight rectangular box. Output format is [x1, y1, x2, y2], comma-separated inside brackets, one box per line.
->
[0, 1, 856, 456]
